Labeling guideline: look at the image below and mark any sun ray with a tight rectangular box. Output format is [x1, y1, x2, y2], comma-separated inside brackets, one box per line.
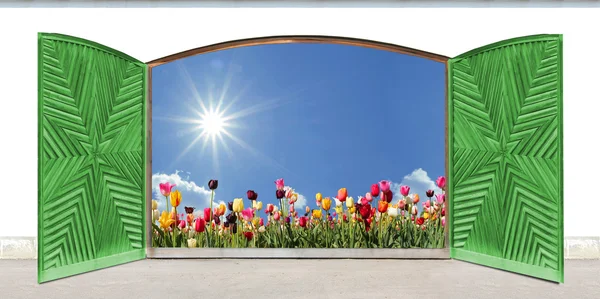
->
[177, 61, 210, 116]
[220, 129, 292, 176]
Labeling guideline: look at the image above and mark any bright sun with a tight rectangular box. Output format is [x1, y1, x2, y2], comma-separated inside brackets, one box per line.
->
[199, 110, 225, 137]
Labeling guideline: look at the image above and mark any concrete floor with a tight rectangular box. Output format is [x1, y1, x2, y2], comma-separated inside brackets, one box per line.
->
[2, 259, 599, 299]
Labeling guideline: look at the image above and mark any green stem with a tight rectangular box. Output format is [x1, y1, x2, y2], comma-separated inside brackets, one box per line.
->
[172, 207, 177, 247]
[209, 190, 214, 247]
[379, 212, 384, 247]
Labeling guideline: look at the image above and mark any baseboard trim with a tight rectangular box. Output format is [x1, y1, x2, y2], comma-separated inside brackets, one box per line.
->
[2, 236, 599, 259]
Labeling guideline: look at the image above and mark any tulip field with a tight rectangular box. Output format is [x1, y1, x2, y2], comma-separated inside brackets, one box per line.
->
[151, 177, 447, 249]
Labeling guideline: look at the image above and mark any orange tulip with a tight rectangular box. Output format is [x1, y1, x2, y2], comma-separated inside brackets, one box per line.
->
[337, 188, 348, 202]
[377, 200, 388, 214]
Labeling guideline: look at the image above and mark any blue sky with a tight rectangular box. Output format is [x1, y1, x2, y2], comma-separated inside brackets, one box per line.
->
[151, 43, 445, 220]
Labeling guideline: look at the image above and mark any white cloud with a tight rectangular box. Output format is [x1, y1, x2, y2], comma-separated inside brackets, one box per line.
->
[389, 168, 443, 210]
[152, 170, 214, 212]
[283, 185, 307, 210]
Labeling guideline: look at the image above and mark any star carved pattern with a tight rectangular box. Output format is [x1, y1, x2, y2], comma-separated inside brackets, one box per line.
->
[449, 38, 562, 271]
[39, 37, 145, 272]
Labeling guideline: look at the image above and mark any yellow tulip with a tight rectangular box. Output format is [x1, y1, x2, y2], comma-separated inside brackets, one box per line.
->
[233, 198, 244, 212]
[253, 201, 263, 210]
[170, 190, 182, 207]
[346, 197, 354, 208]
[316, 193, 322, 203]
[252, 217, 260, 228]
[349, 206, 356, 214]
[158, 211, 175, 229]
[152, 210, 159, 222]
[335, 206, 343, 214]
[312, 209, 322, 219]
[423, 212, 430, 219]
[322, 197, 332, 211]
[152, 200, 158, 210]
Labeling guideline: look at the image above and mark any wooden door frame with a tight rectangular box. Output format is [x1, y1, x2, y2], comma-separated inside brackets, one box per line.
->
[144, 35, 451, 258]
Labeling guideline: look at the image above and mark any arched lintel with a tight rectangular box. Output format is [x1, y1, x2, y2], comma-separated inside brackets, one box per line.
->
[146, 35, 450, 67]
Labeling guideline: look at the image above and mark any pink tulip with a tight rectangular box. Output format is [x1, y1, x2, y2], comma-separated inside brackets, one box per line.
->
[259, 218, 264, 226]
[159, 182, 176, 197]
[435, 194, 445, 204]
[379, 180, 391, 192]
[178, 220, 186, 229]
[398, 199, 406, 210]
[423, 200, 431, 209]
[400, 185, 410, 197]
[274, 178, 285, 190]
[365, 192, 373, 202]
[289, 205, 295, 213]
[360, 197, 369, 205]
[436, 176, 446, 189]
[332, 212, 337, 217]
[285, 189, 293, 199]
[274, 211, 281, 221]
[441, 216, 446, 227]
[241, 208, 254, 222]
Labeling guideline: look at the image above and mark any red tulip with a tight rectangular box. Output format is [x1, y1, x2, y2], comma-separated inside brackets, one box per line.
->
[436, 176, 446, 189]
[247, 190, 258, 200]
[299, 216, 308, 227]
[194, 218, 206, 233]
[370, 184, 380, 197]
[442, 208, 446, 216]
[178, 220, 186, 229]
[203, 207, 212, 222]
[416, 217, 425, 225]
[266, 204, 275, 213]
[244, 232, 254, 241]
[343, 214, 348, 222]
[186, 214, 194, 226]
[358, 203, 372, 219]
[382, 189, 393, 203]
[259, 218, 264, 226]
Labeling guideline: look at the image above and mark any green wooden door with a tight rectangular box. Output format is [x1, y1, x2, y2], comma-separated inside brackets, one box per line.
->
[447, 35, 563, 282]
[38, 33, 147, 283]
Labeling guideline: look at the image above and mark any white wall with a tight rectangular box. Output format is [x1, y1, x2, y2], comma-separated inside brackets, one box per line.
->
[1, 4, 598, 237]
